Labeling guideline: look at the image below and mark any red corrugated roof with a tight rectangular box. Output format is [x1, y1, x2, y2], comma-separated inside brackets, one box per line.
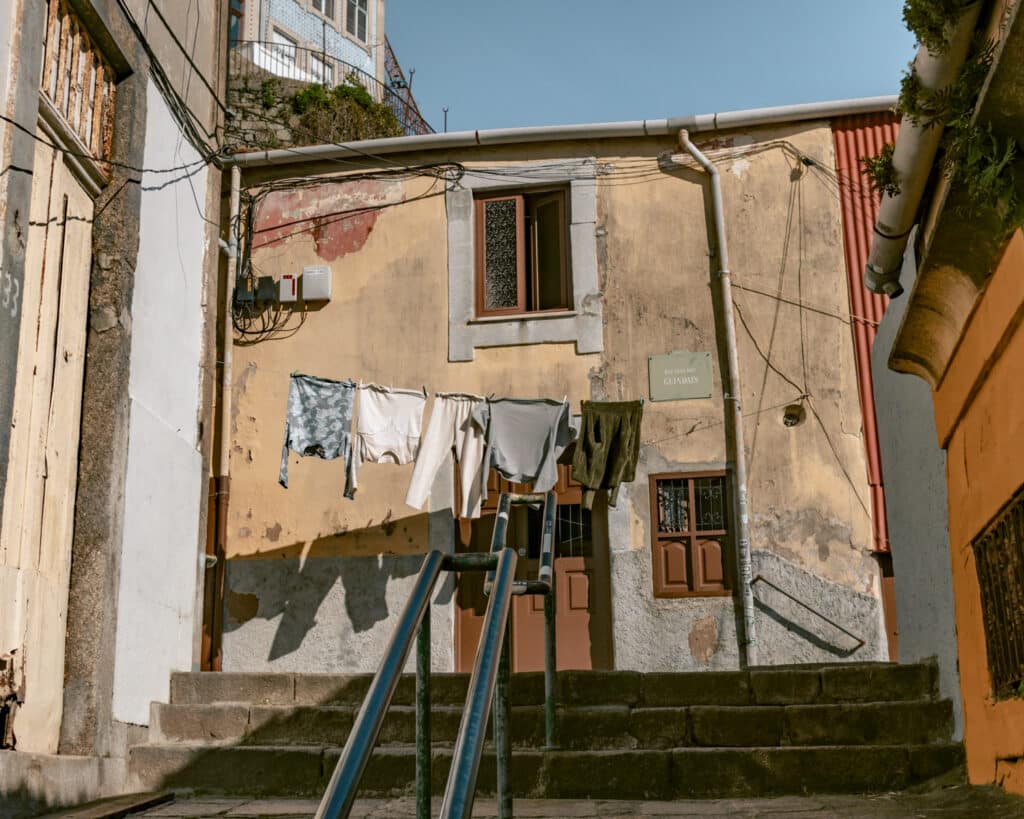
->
[832, 112, 900, 554]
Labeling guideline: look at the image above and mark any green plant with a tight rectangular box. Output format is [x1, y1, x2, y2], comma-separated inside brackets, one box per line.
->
[260, 77, 281, 110]
[902, 0, 976, 54]
[897, 43, 993, 128]
[861, 143, 901, 198]
[289, 81, 403, 143]
[942, 123, 1022, 223]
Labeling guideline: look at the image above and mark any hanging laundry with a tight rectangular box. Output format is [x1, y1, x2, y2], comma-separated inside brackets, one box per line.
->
[571, 400, 643, 509]
[406, 393, 487, 519]
[473, 398, 573, 500]
[352, 384, 427, 493]
[279, 373, 357, 499]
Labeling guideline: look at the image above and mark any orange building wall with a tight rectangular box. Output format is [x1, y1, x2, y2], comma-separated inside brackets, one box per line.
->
[935, 228, 1024, 793]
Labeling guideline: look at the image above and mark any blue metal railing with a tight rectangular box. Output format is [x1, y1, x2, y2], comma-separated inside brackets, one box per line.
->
[315, 491, 558, 819]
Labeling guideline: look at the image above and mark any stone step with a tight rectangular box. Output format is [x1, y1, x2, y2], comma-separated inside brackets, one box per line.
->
[150, 699, 954, 750]
[168, 663, 937, 709]
[128, 742, 964, 799]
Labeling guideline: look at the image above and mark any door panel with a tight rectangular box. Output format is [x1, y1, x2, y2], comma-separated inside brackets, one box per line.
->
[0, 147, 94, 753]
[455, 466, 611, 672]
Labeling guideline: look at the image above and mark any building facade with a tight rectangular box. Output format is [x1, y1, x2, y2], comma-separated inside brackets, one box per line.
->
[866, 0, 1023, 795]
[231, 0, 383, 85]
[215, 107, 898, 679]
[0, 0, 225, 810]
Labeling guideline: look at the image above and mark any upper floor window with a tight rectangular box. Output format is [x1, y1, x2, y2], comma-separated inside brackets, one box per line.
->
[41, 0, 116, 162]
[474, 189, 571, 318]
[309, 53, 335, 86]
[270, 28, 298, 65]
[229, 0, 244, 46]
[346, 0, 368, 42]
[649, 472, 732, 598]
[311, 0, 336, 23]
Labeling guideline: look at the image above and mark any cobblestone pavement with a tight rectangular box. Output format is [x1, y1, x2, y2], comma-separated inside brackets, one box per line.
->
[135, 786, 1024, 818]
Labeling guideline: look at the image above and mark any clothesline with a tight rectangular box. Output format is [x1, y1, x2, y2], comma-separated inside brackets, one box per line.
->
[279, 372, 645, 519]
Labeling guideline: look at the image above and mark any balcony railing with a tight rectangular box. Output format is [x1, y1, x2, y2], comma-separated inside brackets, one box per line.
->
[229, 39, 433, 137]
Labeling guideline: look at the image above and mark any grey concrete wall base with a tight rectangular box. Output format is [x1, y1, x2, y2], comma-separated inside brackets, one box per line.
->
[221, 553, 455, 673]
[446, 159, 603, 362]
[0, 750, 127, 819]
[610, 546, 741, 671]
[750, 550, 885, 664]
[871, 233, 963, 738]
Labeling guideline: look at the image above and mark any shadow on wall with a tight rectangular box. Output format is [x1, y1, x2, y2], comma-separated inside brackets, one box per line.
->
[223, 512, 454, 662]
[750, 550, 883, 663]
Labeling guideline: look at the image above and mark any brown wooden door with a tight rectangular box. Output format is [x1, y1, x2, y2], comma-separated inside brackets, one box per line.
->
[455, 465, 612, 672]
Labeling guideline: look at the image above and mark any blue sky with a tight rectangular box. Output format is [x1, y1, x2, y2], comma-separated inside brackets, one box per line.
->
[386, 1, 916, 132]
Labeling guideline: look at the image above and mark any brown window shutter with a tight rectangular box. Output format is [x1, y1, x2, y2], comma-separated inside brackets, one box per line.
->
[694, 537, 727, 592]
[653, 539, 691, 597]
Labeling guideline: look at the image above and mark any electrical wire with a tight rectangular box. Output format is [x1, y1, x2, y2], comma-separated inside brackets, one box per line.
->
[112, 0, 221, 158]
[0, 112, 220, 175]
[143, 0, 231, 117]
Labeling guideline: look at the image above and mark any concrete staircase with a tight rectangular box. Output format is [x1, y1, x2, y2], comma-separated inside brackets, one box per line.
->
[128, 662, 962, 800]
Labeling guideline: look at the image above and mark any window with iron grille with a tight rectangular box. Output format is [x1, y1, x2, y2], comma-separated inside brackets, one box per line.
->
[649, 472, 732, 598]
[41, 0, 116, 163]
[474, 189, 571, 317]
[346, 0, 368, 42]
[973, 487, 1024, 698]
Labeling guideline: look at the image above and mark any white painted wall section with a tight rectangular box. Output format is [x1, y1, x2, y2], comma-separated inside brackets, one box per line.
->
[112, 85, 208, 725]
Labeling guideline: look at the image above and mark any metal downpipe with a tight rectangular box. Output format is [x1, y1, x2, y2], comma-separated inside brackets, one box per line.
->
[678, 130, 758, 668]
[865, 1, 983, 295]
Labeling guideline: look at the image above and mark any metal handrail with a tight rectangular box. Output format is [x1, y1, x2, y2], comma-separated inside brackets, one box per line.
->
[315, 550, 446, 819]
[750, 574, 866, 650]
[483, 491, 558, 755]
[316, 492, 557, 819]
[439, 546, 518, 819]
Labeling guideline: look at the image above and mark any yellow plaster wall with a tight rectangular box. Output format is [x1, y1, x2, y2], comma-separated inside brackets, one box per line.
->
[229, 123, 876, 598]
[937, 229, 1024, 793]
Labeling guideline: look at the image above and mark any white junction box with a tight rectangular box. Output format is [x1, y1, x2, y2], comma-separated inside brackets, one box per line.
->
[279, 274, 297, 303]
[302, 265, 332, 301]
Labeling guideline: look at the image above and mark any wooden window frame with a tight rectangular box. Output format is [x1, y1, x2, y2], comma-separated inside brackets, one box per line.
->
[474, 188, 572, 319]
[41, 0, 116, 165]
[649, 470, 733, 599]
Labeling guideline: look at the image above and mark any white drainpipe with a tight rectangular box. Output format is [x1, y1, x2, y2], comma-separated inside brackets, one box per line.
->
[865, 2, 982, 295]
[677, 130, 758, 668]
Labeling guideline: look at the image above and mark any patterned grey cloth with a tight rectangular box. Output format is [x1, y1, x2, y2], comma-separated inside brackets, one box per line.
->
[279, 374, 357, 498]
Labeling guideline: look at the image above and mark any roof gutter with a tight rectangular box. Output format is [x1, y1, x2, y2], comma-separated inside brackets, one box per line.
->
[223, 96, 896, 168]
[864, 2, 983, 296]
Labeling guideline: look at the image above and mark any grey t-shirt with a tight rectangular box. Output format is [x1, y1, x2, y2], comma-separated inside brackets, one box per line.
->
[471, 398, 574, 497]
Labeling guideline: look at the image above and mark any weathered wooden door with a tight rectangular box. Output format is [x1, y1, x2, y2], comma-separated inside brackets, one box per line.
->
[455, 466, 613, 672]
[0, 135, 95, 752]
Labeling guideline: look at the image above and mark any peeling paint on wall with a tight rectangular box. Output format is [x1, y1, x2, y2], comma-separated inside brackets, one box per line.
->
[253, 179, 405, 262]
[688, 616, 720, 664]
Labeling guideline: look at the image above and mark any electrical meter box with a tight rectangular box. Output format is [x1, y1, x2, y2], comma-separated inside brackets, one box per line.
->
[302, 265, 332, 301]
[279, 274, 297, 303]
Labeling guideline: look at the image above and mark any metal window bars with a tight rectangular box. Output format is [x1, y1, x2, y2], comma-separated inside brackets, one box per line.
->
[315, 491, 558, 819]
